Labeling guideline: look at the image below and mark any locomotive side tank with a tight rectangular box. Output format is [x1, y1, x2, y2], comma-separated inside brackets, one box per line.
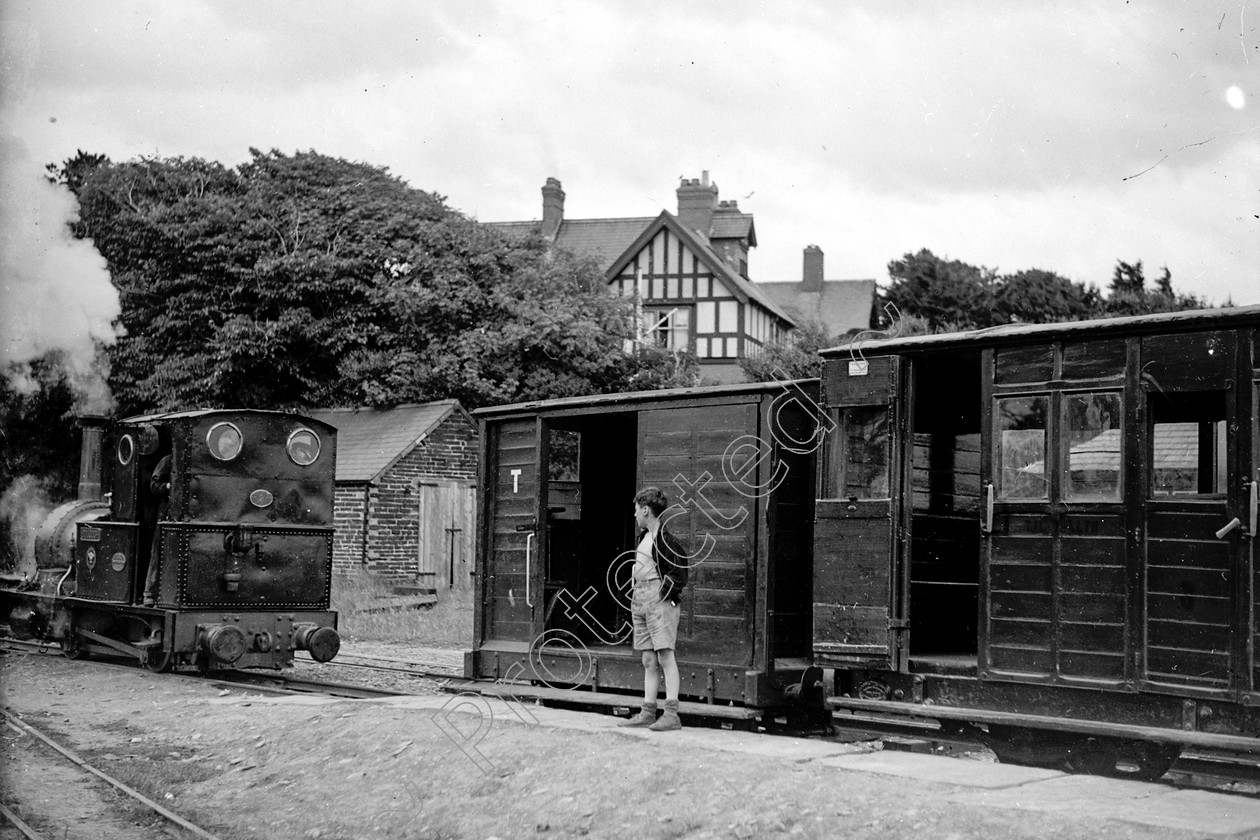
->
[2, 409, 341, 672]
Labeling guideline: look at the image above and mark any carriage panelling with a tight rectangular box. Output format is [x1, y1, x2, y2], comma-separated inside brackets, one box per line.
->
[993, 345, 1053, 384]
[1061, 340, 1127, 380]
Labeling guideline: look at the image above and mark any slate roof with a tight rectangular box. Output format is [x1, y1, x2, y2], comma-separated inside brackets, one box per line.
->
[754, 279, 878, 337]
[489, 211, 794, 326]
[306, 401, 465, 483]
[555, 217, 656, 268]
[709, 212, 756, 245]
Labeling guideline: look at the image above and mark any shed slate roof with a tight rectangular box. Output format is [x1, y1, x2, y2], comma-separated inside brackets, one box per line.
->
[755, 279, 878, 337]
[306, 401, 464, 483]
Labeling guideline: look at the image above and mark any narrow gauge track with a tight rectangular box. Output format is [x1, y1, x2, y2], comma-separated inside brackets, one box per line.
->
[822, 710, 1260, 794]
[0, 708, 224, 840]
[7, 637, 1258, 795]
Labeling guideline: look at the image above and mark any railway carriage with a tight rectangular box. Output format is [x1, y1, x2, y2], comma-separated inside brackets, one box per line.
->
[814, 305, 1260, 773]
[466, 381, 820, 711]
[2, 409, 341, 672]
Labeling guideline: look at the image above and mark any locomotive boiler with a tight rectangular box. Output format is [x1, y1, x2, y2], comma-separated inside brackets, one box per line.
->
[1, 409, 341, 672]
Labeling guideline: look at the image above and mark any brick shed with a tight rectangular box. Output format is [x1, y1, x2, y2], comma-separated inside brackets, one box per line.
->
[308, 401, 478, 596]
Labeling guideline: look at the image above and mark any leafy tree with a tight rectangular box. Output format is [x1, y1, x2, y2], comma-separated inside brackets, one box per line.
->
[993, 269, 1098, 324]
[47, 148, 672, 413]
[1102, 260, 1208, 317]
[881, 249, 998, 330]
[739, 320, 835, 381]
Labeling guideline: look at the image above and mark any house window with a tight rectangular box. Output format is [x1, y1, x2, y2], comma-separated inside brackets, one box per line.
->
[642, 306, 691, 352]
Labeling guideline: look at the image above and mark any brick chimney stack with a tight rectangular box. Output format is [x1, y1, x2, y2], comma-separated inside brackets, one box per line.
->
[803, 245, 824, 292]
[676, 170, 719, 238]
[541, 177, 565, 240]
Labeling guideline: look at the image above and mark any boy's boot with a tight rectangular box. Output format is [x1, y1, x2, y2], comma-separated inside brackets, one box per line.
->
[619, 702, 657, 727]
[649, 699, 682, 731]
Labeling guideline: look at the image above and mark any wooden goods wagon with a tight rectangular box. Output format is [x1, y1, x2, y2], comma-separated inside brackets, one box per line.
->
[814, 305, 1260, 767]
[465, 381, 820, 708]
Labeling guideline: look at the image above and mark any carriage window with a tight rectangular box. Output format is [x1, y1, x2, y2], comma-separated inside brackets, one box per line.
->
[1150, 391, 1227, 496]
[996, 396, 1048, 500]
[1065, 392, 1122, 501]
[825, 406, 889, 499]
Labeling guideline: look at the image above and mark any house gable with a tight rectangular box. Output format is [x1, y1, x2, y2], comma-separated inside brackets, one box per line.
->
[603, 212, 794, 375]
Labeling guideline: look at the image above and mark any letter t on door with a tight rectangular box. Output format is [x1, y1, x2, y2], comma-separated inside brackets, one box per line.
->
[510, 469, 522, 494]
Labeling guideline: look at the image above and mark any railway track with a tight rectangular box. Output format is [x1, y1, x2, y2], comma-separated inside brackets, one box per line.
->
[0, 708, 224, 840]
[5, 637, 1258, 796]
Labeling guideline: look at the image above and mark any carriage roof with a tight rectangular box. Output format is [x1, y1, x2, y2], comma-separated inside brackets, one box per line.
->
[821, 304, 1260, 358]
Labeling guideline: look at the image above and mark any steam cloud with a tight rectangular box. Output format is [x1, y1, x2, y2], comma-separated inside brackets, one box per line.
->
[0, 134, 121, 413]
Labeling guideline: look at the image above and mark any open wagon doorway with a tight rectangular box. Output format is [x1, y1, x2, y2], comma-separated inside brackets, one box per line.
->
[540, 414, 638, 650]
[906, 350, 984, 666]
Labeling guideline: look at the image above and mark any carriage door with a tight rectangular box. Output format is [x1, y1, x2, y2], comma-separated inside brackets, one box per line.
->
[479, 417, 548, 645]
[813, 354, 907, 672]
[1140, 330, 1244, 694]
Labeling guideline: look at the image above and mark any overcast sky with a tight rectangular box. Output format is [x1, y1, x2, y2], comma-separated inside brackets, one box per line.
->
[2, 1, 1257, 306]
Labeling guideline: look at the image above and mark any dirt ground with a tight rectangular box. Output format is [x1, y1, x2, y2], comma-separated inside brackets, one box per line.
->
[0, 646, 1235, 840]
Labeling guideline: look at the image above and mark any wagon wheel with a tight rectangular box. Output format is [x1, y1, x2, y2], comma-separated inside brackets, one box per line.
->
[984, 725, 1073, 769]
[1065, 736, 1121, 775]
[1117, 740, 1181, 781]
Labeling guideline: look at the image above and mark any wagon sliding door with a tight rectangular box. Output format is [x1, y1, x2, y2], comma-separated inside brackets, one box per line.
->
[478, 417, 548, 646]
[813, 355, 906, 671]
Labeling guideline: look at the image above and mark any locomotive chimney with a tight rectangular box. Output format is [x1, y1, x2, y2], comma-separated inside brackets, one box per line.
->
[76, 415, 109, 502]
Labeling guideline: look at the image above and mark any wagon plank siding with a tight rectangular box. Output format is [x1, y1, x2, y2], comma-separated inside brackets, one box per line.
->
[639, 403, 758, 666]
[486, 418, 539, 640]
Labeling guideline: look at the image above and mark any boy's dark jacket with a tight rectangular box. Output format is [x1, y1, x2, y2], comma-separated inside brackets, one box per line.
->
[639, 524, 689, 605]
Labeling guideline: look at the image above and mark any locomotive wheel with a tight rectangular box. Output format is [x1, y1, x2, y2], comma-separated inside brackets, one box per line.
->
[985, 725, 1073, 768]
[1065, 736, 1120, 775]
[62, 638, 89, 660]
[1117, 740, 1181, 781]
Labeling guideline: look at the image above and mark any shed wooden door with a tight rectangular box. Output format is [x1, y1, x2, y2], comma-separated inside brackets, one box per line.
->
[813, 355, 906, 671]
[1139, 330, 1244, 694]
[480, 418, 547, 643]
[417, 480, 475, 595]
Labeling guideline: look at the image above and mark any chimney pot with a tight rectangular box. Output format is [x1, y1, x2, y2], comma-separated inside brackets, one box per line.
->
[541, 177, 565, 240]
[802, 245, 824, 293]
[677, 172, 719, 238]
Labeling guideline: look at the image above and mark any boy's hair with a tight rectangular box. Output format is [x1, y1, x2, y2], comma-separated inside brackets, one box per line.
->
[633, 486, 668, 517]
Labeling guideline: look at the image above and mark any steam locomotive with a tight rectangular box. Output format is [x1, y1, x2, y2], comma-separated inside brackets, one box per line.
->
[1, 409, 341, 672]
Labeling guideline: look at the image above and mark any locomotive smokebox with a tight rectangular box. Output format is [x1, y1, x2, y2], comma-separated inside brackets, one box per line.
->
[75, 414, 109, 502]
